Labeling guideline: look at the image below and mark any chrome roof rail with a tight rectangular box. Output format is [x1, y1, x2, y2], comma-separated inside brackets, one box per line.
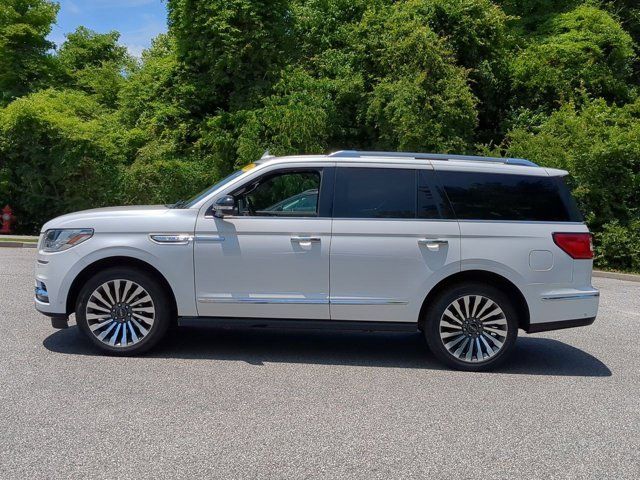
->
[328, 150, 538, 167]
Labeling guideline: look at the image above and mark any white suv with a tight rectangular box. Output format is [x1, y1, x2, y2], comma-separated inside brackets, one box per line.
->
[34, 150, 599, 371]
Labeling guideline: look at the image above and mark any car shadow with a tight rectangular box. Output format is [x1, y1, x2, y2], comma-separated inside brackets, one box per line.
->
[43, 325, 611, 377]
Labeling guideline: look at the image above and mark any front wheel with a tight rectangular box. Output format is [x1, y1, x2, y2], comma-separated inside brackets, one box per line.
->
[75, 267, 171, 355]
[423, 282, 518, 371]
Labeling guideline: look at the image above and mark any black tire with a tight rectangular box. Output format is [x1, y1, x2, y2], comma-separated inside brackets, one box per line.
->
[423, 282, 518, 371]
[75, 267, 172, 355]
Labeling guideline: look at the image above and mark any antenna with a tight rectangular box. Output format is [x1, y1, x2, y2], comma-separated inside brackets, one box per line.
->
[261, 150, 274, 160]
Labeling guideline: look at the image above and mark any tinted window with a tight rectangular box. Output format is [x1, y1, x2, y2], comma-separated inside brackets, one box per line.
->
[236, 170, 320, 217]
[334, 168, 416, 218]
[437, 171, 583, 222]
[418, 170, 454, 219]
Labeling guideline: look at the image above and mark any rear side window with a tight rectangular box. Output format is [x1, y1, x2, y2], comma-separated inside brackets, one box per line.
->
[437, 171, 583, 222]
[333, 168, 415, 218]
[418, 169, 455, 219]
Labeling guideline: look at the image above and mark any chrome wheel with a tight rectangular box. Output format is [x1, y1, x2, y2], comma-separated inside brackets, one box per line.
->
[85, 279, 155, 348]
[439, 295, 508, 363]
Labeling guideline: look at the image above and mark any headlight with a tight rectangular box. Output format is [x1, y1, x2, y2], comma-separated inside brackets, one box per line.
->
[42, 229, 94, 252]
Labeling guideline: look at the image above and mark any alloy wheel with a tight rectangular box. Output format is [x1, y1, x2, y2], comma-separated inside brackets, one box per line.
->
[85, 279, 155, 348]
[439, 295, 509, 363]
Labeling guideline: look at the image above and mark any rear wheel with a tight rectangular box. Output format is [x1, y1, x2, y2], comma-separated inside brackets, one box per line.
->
[75, 267, 171, 355]
[423, 282, 518, 371]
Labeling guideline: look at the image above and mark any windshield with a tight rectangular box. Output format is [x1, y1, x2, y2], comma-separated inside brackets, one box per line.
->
[172, 170, 246, 208]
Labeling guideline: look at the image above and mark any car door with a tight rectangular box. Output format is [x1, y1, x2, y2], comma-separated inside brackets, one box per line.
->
[329, 165, 461, 323]
[194, 164, 333, 319]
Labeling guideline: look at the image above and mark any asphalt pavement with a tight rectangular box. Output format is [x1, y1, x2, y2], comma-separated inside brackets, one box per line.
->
[1, 248, 639, 479]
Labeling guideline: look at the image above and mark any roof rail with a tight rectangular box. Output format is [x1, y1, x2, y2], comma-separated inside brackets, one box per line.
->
[328, 150, 538, 167]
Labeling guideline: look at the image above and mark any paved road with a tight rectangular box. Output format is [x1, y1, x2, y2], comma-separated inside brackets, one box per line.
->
[1, 248, 639, 479]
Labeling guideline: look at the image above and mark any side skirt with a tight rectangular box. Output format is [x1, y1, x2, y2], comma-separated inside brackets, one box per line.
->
[177, 317, 419, 333]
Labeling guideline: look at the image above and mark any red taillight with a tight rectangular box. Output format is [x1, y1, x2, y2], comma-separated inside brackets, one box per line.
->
[552, 232, 594, 259]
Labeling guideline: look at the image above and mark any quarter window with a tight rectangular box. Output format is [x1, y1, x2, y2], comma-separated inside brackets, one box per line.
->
[437, 171, 583, 222]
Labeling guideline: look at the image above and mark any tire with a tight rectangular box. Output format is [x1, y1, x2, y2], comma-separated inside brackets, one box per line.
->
[75, 267, 172, 355]
[423, 282, 518, 372]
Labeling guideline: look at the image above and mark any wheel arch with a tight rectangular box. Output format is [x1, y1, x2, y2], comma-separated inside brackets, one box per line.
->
[418, 270, 530, 331]
[66, 256, 178, 320]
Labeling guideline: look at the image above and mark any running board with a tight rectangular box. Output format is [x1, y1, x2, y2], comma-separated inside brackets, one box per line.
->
[177, 317, 418, 332]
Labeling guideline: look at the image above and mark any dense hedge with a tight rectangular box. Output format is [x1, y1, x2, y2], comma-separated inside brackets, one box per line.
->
[0, 0, 639, 270]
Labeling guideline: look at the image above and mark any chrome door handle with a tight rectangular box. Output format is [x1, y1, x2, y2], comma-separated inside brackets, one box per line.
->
[418, 238, 448, 251]
[291, 236, 321, 243]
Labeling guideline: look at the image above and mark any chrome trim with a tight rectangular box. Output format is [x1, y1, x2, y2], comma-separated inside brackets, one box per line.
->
[329, 298, 408, 305]
[329, 150, 538, 167]
[196, 296, 408, 305]
[418, 238, 448, 250]
[194, 234, 226, 243]
[149, 233, 193, 245]
[541, 292, 600, 301]
[198, 297, 328, 304]
[291, 236, 321, 243]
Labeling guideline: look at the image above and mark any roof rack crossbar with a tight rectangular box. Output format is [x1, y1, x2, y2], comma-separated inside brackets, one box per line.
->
[328, 150, 538, 167]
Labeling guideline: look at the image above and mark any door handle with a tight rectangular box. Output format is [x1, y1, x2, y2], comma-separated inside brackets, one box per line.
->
[291, 236, 321, 243]
[418, 238, 448, 251]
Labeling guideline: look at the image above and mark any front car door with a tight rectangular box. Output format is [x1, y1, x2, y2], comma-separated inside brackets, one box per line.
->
[194, 162, 334, 319]
[329, 165, 461, 323]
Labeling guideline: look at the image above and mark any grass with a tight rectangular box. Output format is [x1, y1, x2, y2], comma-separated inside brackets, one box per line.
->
[0, 236, 38, 243]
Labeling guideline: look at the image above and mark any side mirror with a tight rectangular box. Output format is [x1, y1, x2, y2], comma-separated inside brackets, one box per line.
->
[212, 195, 235, 218]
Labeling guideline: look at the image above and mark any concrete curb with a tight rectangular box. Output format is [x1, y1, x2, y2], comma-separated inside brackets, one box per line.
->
[593, 270, 640, 283]
[0, 241, 37, 248]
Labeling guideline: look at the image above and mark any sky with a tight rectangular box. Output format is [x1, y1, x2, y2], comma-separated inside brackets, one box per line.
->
[48, 0, 168, 58]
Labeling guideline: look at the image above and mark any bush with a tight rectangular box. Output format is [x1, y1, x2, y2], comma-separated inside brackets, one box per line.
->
[500, 98, 640, 230]
[120, 159, 216, 205]
[595, 221, 640, 272]
[0, 89, 124, 232]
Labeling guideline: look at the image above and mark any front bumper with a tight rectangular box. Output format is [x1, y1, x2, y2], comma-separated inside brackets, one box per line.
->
[34, 246, 82, 318]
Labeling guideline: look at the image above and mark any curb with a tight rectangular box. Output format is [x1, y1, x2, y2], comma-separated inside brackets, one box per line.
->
[593, 270, 640, 283]
[0, 241, 37, 249]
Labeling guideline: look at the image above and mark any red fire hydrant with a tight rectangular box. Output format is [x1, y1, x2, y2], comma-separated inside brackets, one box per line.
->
[1, 205, 13, 234]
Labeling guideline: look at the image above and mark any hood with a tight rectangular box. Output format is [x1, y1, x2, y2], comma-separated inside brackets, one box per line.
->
[41, 205, 198, 234]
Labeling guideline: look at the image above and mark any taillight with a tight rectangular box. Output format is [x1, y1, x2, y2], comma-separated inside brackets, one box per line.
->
[552, 232, 594, 259]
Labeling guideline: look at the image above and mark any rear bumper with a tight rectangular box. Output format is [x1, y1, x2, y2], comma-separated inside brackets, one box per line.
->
[525, 286, 599, 331]
[527, 316, 595, 333]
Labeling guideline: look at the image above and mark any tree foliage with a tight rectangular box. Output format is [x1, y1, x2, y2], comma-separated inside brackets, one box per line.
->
[0, 89, 124, 232]
[0, 0, 59, 105]
[1, 0, 639, 269]
[511, 6, 636, 110]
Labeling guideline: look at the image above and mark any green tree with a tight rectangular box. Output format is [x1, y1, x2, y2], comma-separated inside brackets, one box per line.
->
[167, 0, 292, 113]
[0, 0, 59, 105]
[355, 1, 478, 152]
[57, 26, 133, 107]
[511, 5, 636, 110]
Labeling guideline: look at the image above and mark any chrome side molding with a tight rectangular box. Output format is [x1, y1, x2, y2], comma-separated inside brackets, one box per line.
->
[149, 234, 193, 245]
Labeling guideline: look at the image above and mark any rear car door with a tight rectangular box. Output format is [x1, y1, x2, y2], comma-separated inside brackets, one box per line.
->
[329, 165, 461, 323]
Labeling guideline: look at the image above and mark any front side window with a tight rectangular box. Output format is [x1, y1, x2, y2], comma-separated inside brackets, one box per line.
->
[333, 167, 416, 219]
[437, 171, 583, 222]
[235, 170, 321, 217]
